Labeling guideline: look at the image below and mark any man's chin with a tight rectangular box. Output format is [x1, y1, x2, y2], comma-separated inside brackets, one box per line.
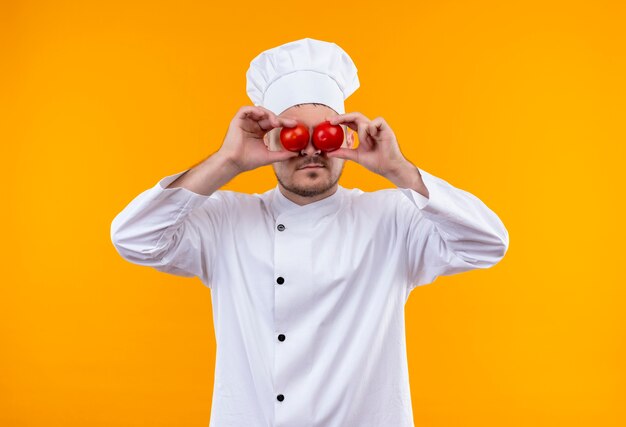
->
[277, 178, 334, 198]
[288, 184, 330, 198]
[275, 165, 342, 198]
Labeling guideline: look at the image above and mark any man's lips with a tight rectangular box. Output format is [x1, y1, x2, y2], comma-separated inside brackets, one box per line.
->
[298, 164, 325, 170]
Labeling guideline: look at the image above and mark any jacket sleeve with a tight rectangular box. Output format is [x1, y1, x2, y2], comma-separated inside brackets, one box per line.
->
[397, 167, 509, 292]
[110, 168, 227, 286]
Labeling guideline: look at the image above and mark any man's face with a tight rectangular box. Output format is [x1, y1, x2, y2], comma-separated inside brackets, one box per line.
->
[264, 104, 354, 198]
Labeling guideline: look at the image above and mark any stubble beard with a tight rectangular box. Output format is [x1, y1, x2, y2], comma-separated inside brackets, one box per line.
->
[275, 164, 344, 198]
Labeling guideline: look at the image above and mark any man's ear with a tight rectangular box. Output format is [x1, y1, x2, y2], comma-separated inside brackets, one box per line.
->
[345, 127, 355, 148]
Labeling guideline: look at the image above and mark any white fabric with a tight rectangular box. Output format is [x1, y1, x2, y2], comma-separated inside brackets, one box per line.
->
[110, 168, 509, 427]
[246, 37, 360, 115]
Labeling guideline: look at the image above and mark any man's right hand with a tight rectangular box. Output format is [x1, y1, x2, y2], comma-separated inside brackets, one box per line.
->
[218, 106, 300, 173]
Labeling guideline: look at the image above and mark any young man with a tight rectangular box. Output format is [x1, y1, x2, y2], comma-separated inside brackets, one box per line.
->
[111, 37, 509, 427]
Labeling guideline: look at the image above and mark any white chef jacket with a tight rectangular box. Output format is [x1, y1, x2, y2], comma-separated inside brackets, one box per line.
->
[110, 166, 509, 427]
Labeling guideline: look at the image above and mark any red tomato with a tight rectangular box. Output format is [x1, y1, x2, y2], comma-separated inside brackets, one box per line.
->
[279, 123, 310, 152]
[312, 121, 344, 152]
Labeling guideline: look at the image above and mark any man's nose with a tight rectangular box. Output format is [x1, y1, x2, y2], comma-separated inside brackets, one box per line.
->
[299, 128, 321, 156]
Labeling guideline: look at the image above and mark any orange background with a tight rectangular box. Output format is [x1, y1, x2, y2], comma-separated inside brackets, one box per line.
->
[2, 0, 625, 425]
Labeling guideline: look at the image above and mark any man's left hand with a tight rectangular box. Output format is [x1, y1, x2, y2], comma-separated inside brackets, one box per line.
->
[325, 112, 411, 180]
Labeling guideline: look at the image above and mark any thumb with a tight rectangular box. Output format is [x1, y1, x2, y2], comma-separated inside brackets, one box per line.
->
[267, 150, 300, 164]
[326, 147, 358, 163]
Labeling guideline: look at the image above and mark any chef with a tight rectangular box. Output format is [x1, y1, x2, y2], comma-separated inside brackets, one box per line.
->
[110, 37, 509, 427]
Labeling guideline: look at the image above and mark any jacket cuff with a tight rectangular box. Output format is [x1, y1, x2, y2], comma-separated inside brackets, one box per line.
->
[397, 167, 453, 220]
[154, 168, 213, 209]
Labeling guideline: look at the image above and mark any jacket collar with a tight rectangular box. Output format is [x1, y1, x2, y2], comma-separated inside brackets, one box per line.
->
[270, 184, 345, 220]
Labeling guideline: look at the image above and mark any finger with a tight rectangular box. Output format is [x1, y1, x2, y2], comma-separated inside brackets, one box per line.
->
[238, 106, 271, 121]
[262, 115, 298, 130]
[253, 105, 280, 118]
[252, 106, 299, 128]
[328, 113, 372, 144]
[325, 147, 359, 163]
[238, 108, 272, 133]
[325, 119, 362, 137]
[367, 123, 380, 138]
[267, 149, 300, 163]
[240, 106, 284, 126]
[239, 107, 296, 133]
[369, 117, 386, 135]
[333, 120, 359, 133]
[327, 112, 371, 126]
[260, 117, 298, 136]
[356, 121, 377, 150]
[277, 117, 298, 128]
[257, 117, 276, 132]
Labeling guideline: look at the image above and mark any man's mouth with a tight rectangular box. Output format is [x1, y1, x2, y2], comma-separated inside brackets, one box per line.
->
[298, 163, 325, 170]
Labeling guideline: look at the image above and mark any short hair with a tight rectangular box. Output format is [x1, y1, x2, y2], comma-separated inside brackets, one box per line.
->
[291, 103, 328, 108]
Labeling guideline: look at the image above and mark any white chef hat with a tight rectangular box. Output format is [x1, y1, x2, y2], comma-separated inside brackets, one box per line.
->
[246, 37, 360, 116]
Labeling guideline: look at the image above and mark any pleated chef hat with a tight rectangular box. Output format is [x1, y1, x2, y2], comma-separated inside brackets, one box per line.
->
[246, 38, 360, 116]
